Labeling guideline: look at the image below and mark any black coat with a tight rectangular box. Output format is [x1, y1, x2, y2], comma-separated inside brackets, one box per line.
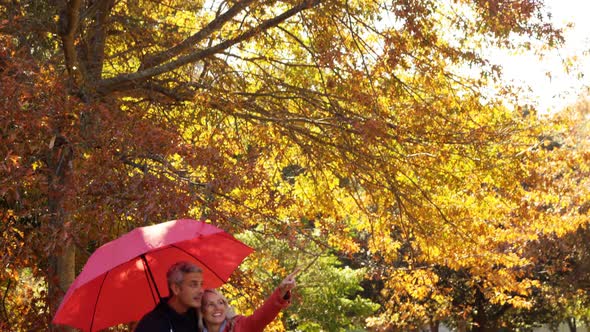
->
[134, 298, 199, 332]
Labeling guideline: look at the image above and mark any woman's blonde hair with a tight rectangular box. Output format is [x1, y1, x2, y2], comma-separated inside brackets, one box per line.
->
[199, 289, 237, 331]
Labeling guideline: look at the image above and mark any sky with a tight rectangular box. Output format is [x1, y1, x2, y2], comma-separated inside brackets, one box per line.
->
[493, 0, 590, 114]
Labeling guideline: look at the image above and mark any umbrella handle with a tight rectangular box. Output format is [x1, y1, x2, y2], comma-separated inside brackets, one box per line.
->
[141, 254, 162, 302]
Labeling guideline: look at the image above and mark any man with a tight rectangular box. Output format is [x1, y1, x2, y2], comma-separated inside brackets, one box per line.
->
[134, 261, 204, 332]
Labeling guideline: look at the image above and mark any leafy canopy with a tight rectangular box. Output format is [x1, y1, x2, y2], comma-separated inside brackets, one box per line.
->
[2, 0, 585, 330]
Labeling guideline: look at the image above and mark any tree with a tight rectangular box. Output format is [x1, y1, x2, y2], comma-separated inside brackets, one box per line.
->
[506, 95, 590, 331]
[230, 228, 380, 331]
[0, 0, 575, 330]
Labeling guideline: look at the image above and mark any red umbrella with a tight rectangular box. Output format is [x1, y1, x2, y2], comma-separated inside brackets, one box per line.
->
[52, 218, 253, 332]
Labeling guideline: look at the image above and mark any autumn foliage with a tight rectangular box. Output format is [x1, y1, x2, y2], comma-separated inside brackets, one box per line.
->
[1, 0, 589, 331]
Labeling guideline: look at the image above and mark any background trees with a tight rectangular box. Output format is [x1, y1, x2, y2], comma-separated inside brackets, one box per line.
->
[1, 0, 587, 330]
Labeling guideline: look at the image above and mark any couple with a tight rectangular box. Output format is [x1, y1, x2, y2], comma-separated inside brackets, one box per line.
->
[134, 261, 298, 332]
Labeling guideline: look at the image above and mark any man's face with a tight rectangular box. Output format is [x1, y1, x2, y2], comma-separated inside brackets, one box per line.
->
[172, 272, 204, 311]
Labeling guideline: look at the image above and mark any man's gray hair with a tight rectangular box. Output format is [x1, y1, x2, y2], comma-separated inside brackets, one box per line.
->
[166, 261, 202, 295]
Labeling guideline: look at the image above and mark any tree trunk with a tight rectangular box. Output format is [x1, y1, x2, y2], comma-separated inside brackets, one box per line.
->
[457, 320, 468, 332]
[567, 317, 577, 332]
[429, 321, 439, 332]
[46, 135, 76, 332]
[48, 246, 75, 332]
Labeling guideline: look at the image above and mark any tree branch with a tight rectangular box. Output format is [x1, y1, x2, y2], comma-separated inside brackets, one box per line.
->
[96, 0, 320, 94]
[84, 0, 115, 82]
[58, 0, 82, 86]
[140, 0, 257, 70]
[1, 279, 11, 326]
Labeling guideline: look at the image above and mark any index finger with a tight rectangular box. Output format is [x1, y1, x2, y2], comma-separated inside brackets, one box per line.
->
[287, 267, 302, 279]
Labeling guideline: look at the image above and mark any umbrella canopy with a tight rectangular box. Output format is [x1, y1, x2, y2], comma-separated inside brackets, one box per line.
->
[52, 218, 253, 332]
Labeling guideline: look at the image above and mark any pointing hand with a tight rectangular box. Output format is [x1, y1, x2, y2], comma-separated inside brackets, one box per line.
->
[279, 267, 301, 297]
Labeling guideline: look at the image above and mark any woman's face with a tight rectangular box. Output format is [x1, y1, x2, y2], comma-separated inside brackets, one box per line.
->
[202, 291, 227, 326]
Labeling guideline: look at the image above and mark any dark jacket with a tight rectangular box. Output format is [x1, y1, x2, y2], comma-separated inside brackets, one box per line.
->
[134, 297, 199, 332]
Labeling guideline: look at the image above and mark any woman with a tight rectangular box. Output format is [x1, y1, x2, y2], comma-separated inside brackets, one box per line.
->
[200, 269, 298, 332]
